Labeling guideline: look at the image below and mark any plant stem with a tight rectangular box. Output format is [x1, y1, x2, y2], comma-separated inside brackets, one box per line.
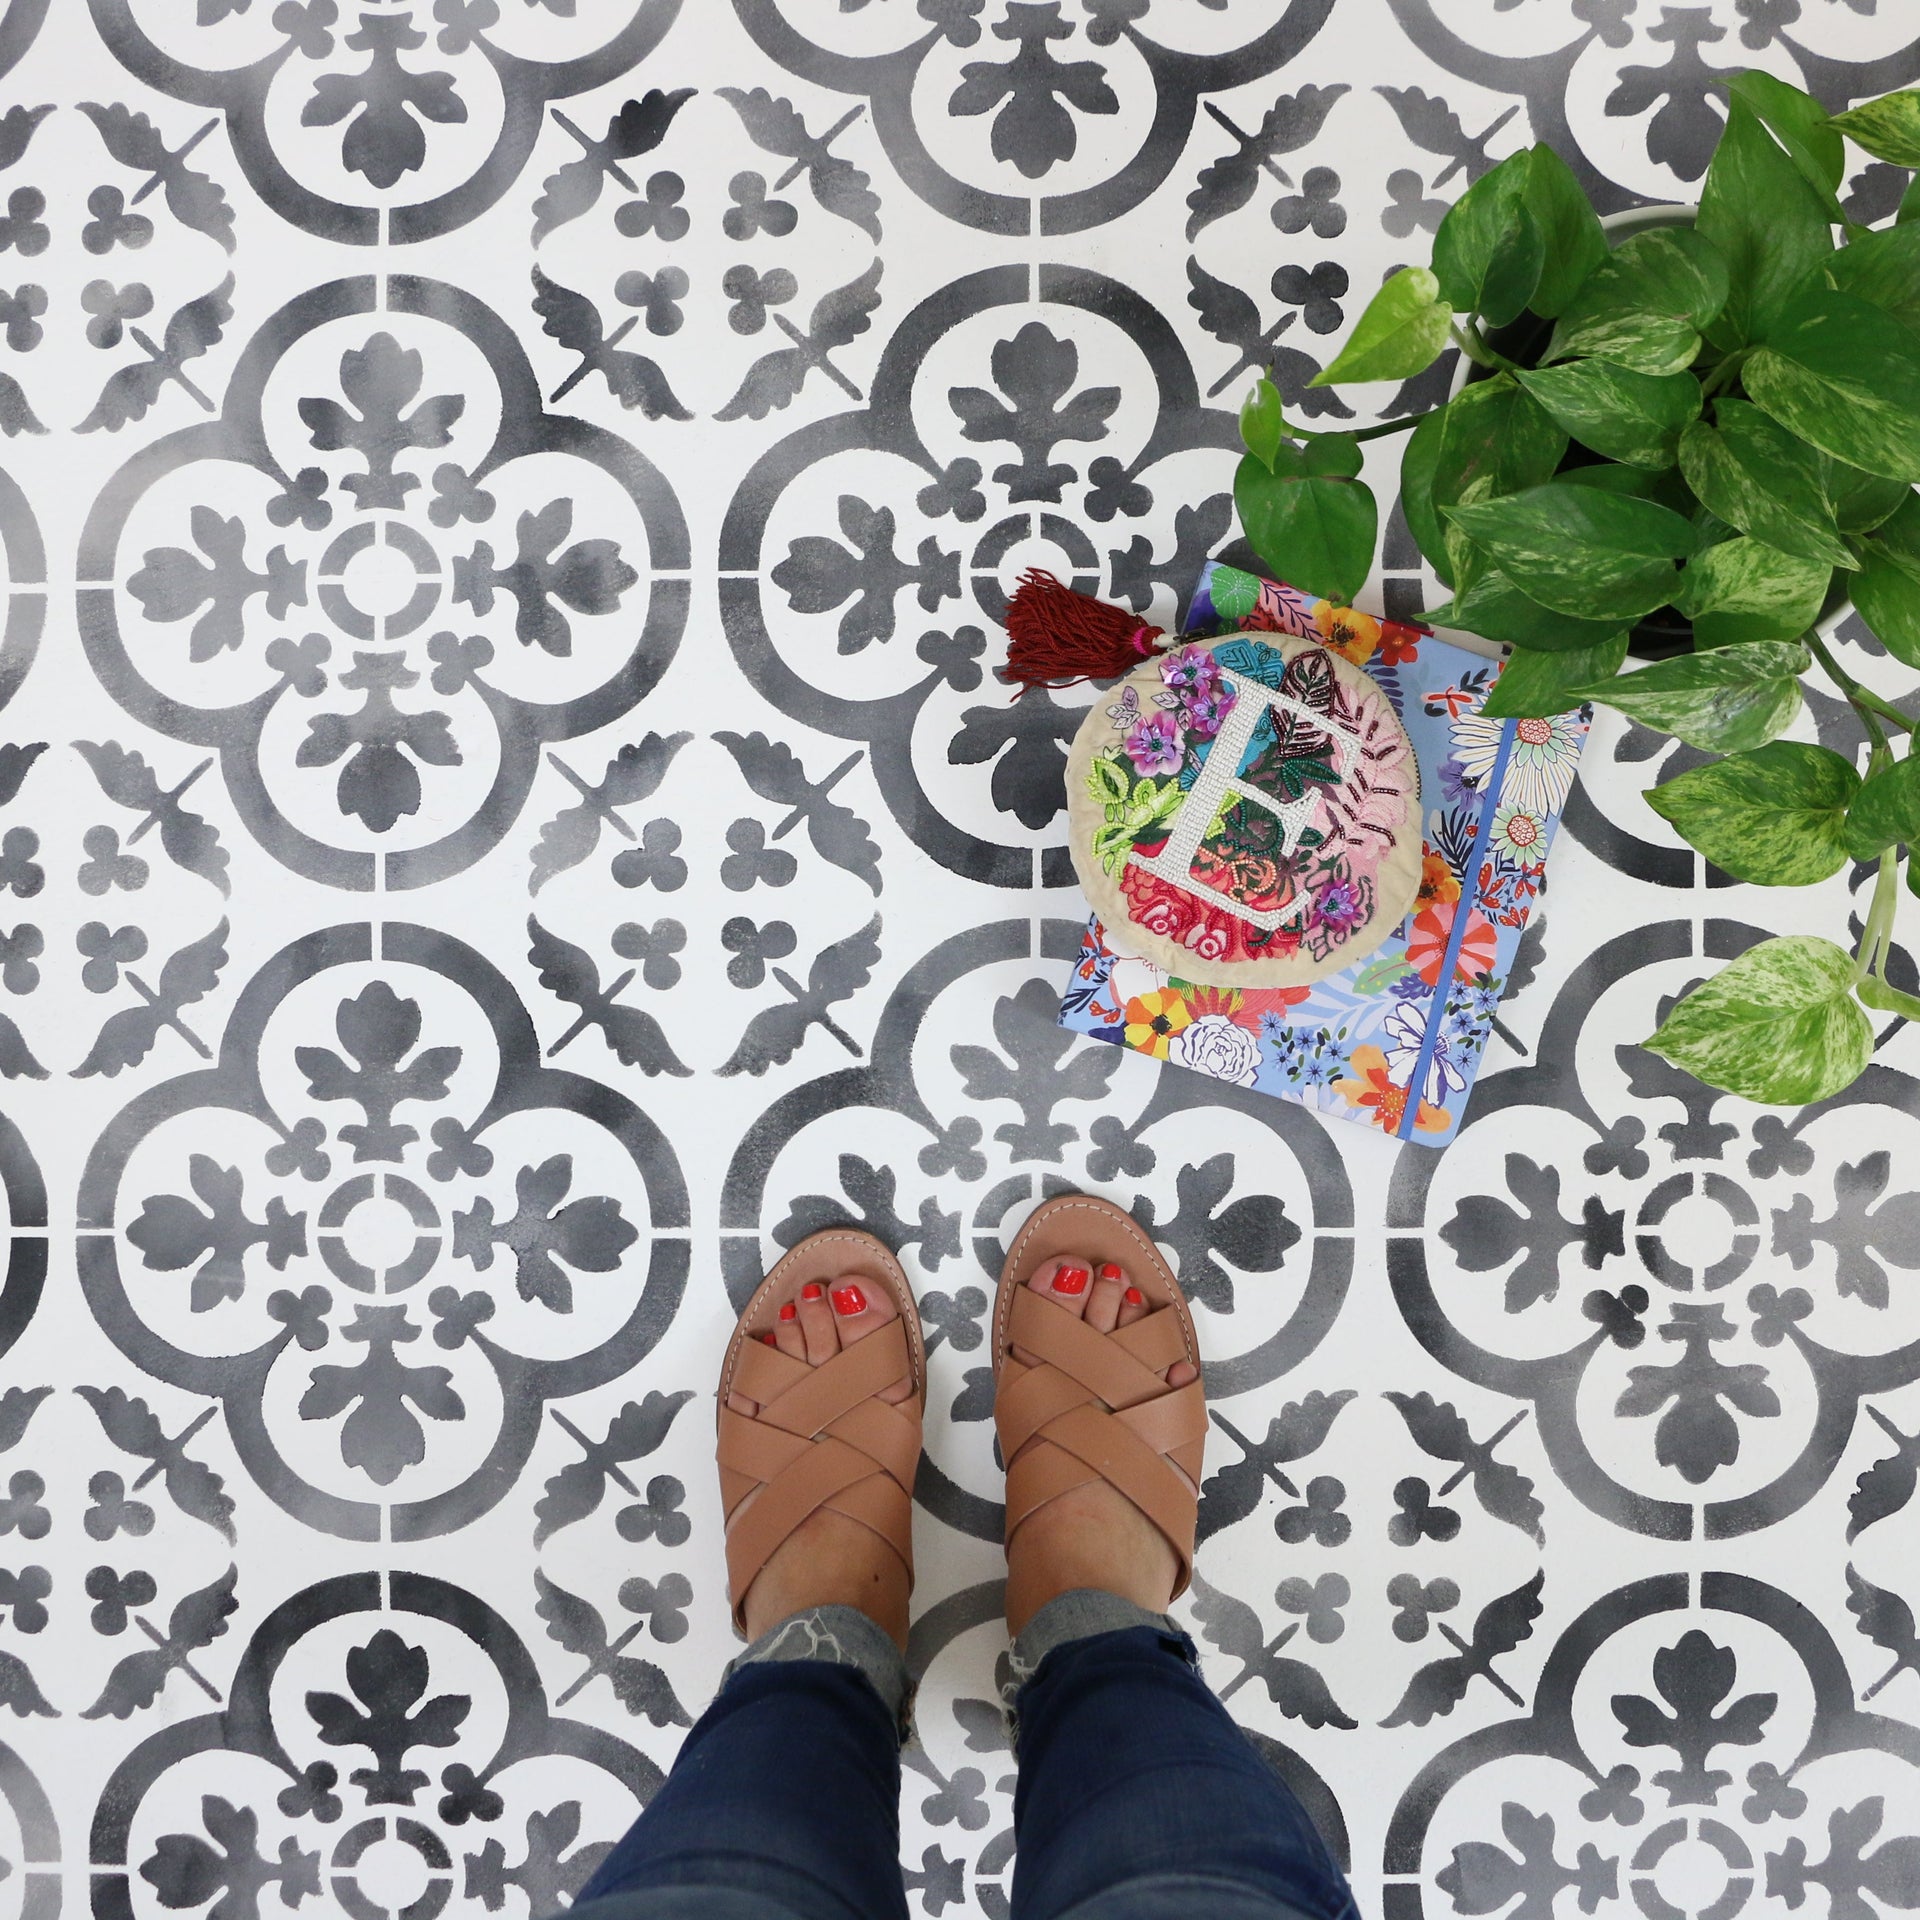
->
[1342, 413, 1426, 444]
[1448, 319, 1517, 374]
[1698, 349, 1751, 402]
[1806, 631, 1914, 747]
[1857, 686, 1916, 735]
[1857, 847, 1899, 983]
[1803, 627, 1912, 987]
[1447, 321, 1489, 367]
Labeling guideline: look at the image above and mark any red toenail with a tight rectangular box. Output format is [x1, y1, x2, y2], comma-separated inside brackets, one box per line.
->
[759, 1333, 778, 1345]
[779, 1302, 797, 1321]
[1053, 1264, 1089, 1295]
[802, 1283, 826, 1301]
[831, 1285, 868, 1316]
[1124, 1286, 1144, 1306]
[1097, 1263, 1124, 1283]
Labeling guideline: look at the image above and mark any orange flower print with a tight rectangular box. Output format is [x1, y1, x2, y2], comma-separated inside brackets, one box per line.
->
[1312, 602, 1381, 666]
[1416, 847, 1461, 912]
[1122, 988, 1193, 1059]
[1407, 902, 1497, 987]
[1332, 1044, 1448, 1134]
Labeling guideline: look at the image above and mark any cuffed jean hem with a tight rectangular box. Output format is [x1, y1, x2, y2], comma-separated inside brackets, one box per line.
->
[1001, 1589, 1180, 1748]
[726, 1604, 914, 1741]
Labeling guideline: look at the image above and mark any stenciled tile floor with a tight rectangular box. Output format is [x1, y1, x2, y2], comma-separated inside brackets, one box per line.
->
[0, 2, 1915, 1918]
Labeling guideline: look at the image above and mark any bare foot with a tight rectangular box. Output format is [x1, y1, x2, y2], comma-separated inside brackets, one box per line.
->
[727, 1278, 917, 1649]
[1004, 1254, 1199, 1638]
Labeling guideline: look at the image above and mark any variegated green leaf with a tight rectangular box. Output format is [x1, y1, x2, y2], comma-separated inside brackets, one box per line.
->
[1643, 936, 1872, 1104]
[1515, 361, 1699, 470]
[1313, 266, 1452, 386]
[1672, 536, 1831, 648]
[1579, 641, 1807, 752]
[1544, 227, 1730, 375]
[1678, 401, 1853, 569]
[1745, 290, 1920, 483]
[1444, 484, 1696, 622]
[1645, 742, 1859, 884]
[1481, 634, 1628, 718]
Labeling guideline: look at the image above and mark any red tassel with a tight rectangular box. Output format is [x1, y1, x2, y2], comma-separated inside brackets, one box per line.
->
[1001, 569, 1167, 691]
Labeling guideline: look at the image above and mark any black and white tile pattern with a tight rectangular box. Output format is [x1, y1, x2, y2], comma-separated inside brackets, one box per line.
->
[0, 3, 1915, 1917]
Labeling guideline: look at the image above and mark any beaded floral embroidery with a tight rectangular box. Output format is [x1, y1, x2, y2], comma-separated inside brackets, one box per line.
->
[1083, 635, 1416, 972]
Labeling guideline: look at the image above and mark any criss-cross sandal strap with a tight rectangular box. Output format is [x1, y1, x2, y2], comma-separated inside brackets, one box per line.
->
[993, 1194, 1206, 1601]
[717, 1229, 925, 1634]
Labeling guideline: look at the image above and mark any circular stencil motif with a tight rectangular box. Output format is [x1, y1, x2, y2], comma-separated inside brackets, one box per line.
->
[1066, 633, 1421, 987]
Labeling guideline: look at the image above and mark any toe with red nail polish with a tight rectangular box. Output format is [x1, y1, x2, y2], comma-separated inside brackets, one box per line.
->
[1123, 1286, 1143, 1306]
[779, 1302, 797, 1321]
[1052, 1264, 1090, 1295]
[801, 1282, 825, 1301]
[831, 1285, 867, 1317]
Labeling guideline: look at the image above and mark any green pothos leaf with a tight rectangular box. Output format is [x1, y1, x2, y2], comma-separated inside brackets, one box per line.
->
[1846, 548, 1920, 668]
[1645, 742, 1859, 885]
[1672, 536, 1831, 648]
[1852, 492, 1920, 668]
[1643, 935, 1873, 1104]
[1819, 220, 1920, 333]
[1830, 91, 1920, 169]
[1726, 70, 1845, 199]
[1677, 401, 1853, 570]
[1431, 149, 1543, 327]
[1427, 535, 1629, 651]
[1240, 376, 1286, 469]
[1578, 641, 1807, 752]
[1313, 266, 1453, 386]
[1514, 360, 1698, 471]
[1544, 227, 1730, 375]
[1398, 374, 1565, 583]
[1235, 455, 1377, 605]
[1444, 483, 1696, 622]
[1745, 290, 1920, 483]
[1696, 94, 1833, 349]
[1845, 754, 1920, 860]
[1521, 144, 1609, 319]
[1481, 635, 1627, 718]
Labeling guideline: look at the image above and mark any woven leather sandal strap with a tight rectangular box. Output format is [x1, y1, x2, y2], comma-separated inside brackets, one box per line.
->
[722, 1424, 915, 1617]
[717, 1228, 925, 1634]
[1003, 1390, 1199, 1589]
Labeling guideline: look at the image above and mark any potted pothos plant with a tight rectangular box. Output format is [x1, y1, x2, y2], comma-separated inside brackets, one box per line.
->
[1232, 72, 1920, 1109]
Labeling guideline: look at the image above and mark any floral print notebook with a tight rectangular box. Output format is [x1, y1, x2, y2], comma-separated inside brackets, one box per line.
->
[1057, 562, 1590, 1148]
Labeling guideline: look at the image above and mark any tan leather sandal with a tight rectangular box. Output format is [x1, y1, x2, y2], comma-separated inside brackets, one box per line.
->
[717, 1228, 926, 1635]
[993, 1193, 1207, 1603]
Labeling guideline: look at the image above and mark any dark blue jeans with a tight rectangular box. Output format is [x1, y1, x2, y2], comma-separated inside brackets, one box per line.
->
[568, 1614, 1357, 1920]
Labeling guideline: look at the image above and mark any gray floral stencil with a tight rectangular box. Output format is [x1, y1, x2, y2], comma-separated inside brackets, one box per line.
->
[0, 3, 1910, 1919]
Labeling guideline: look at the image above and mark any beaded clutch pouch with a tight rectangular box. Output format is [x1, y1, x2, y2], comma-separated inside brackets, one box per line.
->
[1057, 562, 1591, 1148]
